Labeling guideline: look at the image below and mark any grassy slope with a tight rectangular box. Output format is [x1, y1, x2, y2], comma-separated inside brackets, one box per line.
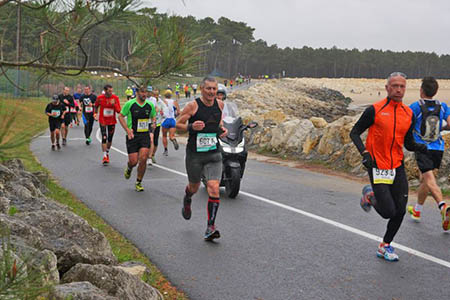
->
[0, 97, 187, 300]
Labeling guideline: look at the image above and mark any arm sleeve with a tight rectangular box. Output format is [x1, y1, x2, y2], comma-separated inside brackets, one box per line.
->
[349, 105, 375, 155]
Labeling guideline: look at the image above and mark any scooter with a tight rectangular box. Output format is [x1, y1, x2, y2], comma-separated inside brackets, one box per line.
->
[202, 102, 258, 198]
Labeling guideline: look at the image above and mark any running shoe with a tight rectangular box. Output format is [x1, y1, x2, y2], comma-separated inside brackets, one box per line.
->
[163, 149, 168, 156]
[51, 145, 55, 151]
[87, 137, 92, 144]
[441, 204, 450, 231]
[171, 138, 179, 150]
[182, 194, 192, 220]
[204, 225, 220, 241]
[69, 123, 73, 128]
[102, 155, 109, 165]
[407, 205, 421, 222]
[151, 156, 156, 164]
[56, 143, 61, 150]
[360, 185, 375, 212]
[86, 138, 90, 145]
[377, 243, 399, 261]
[135, 181, 144, 192]
[147, 159, 153, 166]
[124, 167, 132, 180]
[62, 139, 67, 146]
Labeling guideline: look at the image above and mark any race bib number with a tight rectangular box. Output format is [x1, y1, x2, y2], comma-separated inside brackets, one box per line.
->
[137, 119, 149, 132]
[196, 133, 217, 152]
[85, 106, 93, 113]
[70, 107, 76, 113]
[373, 168, 396, 185]
[103, 108, 114, 117]
[51, 110, 60, 117]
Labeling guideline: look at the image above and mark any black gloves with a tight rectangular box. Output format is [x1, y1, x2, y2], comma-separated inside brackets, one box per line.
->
[362, 152, 373, 169]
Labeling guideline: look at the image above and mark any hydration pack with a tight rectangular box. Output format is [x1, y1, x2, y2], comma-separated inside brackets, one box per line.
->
[418, 99, 441, 142]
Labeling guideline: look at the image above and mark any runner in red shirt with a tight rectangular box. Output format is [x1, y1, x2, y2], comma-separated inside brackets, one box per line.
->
[95, 84, 121, 165]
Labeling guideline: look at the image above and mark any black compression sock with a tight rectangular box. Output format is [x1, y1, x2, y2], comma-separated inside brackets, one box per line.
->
[207, 197, 220, 226]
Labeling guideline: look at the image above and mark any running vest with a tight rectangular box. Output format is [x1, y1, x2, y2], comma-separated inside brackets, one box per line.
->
[417, 99, 441, 142]
[365, 98, 413, 170]
[187, 98, 222, 153]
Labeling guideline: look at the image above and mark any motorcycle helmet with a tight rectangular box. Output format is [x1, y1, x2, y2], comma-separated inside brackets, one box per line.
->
[217, 84, 227, 100]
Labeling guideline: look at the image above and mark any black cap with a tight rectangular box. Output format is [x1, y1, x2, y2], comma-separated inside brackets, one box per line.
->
[52, 94, 59, 101]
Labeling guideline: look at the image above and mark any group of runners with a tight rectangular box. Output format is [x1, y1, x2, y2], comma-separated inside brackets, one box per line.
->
[45, 73, 450, 248]
[45, 77, 228, 240]
[350, 73, 450, 261]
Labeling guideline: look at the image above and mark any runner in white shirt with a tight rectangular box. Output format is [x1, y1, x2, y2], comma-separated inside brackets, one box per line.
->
[161, 90, 180, 156]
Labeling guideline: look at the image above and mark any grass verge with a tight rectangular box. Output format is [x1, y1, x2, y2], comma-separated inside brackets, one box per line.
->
[0, 97, 187, 299]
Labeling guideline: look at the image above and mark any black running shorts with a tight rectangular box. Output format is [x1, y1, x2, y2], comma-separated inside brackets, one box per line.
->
[126, 134, 151, 154]
[49, 118, 62, 132]
[415, 150, 444, 173]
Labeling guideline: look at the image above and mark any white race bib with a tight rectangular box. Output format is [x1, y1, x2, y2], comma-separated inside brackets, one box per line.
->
[373, 168, 396, 185]
[51, 110, 60, 117]
[103, 108, 114, 117]
[137, 119, 149, 132]
[196, 133, 217, 152]
[85, 106, 93, 113]
[70, 107, 76, 113]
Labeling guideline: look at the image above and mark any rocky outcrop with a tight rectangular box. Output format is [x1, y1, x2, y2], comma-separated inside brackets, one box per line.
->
[228, 79, 354, 124]
[0, 160, 160, 299]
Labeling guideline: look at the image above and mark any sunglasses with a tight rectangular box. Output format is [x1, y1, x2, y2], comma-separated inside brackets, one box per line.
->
[388, 72, 407, 79]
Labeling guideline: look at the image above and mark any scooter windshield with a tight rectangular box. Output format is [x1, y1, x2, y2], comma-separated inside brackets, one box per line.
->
[222, 102, 239, 124]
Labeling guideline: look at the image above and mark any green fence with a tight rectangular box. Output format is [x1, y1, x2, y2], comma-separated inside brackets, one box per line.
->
[0, 69, 133, 99]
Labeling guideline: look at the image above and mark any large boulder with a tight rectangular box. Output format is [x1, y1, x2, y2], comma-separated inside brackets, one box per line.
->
[18, 210, 117, 274]
[0, 214, 45, 249]
[50, 282, 119, 300]
[62, 264, 161, 300]
[4, 236, 59, 285]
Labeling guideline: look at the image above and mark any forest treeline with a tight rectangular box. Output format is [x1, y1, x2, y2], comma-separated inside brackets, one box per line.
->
[2, 3, 449, 79]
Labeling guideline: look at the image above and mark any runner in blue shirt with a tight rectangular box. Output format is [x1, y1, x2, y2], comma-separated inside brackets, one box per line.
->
[408, 77, 450, 230]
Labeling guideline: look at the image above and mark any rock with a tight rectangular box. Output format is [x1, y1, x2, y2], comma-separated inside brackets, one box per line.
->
[0, 214, 45, 249]
[302, 128, 323, 155]
[62, 264, 160, 300]
[3, 158, 25, 171]
[0, 164, 16, 184]
[18, 210, 117, 274]
[285, 119, 315, 153]
[6, 194, 68, 213]
[262, 110, 287, 124]
[310, 117, 328, 128]
[269, 119, 301, 151]
[117, 261, 151, 278]
[6, 236, 60, 285]
[0, 196, 10, 214]
[50, 282, 118, 300]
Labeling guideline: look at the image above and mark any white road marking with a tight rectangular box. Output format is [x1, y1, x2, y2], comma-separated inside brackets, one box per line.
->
[95, 129, 450, 269]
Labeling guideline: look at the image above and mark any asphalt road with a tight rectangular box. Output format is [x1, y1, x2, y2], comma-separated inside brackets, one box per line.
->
[31, 97, 450, 300]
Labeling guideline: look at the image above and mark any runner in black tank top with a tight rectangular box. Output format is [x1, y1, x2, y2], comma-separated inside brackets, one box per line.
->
[176, 76, 228, 241]
[187, 98, 222, 153]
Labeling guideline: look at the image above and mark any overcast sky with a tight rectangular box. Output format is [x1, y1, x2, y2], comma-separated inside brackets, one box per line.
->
[144, 0, 450, 55]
